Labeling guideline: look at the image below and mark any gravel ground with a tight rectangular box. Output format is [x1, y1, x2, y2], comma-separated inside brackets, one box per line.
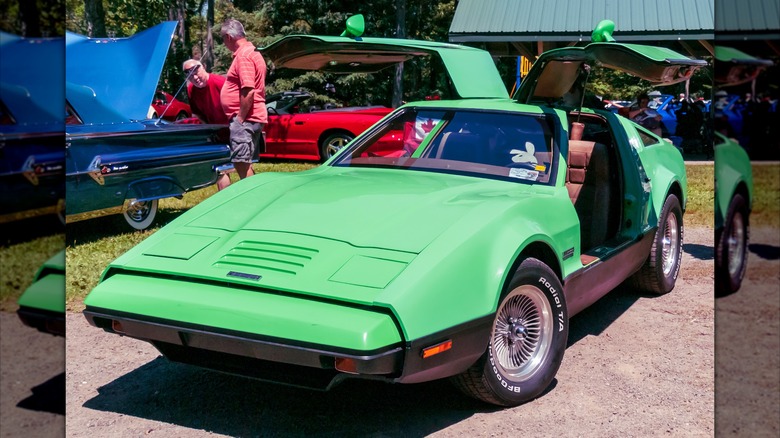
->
[2, 225, 777, 437]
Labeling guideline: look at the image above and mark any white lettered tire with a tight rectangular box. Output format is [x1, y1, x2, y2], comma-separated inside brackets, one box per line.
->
[122, 198, 158, 230]
[451, 258, 569, 406]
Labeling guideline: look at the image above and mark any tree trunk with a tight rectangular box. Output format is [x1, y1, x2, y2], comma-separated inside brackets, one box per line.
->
[392, 0, 406, 108]
[205, 0, 214, 71]
[83, 0, 106, 37]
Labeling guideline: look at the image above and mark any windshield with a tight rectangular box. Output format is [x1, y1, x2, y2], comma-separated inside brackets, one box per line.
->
[333, 108, 557, 185]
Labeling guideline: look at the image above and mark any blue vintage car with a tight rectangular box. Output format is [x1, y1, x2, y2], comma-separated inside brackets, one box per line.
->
[0, 32, 65, 224]
[65, 22, 230, 230]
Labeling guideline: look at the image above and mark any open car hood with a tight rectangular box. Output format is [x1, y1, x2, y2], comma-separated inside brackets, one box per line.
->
[260, 34, 508, 100]
[65, 21, 177, 123]
[0, 32, 64, 129]
[714, 46, 774, 87]
[514, 20, 708, 103]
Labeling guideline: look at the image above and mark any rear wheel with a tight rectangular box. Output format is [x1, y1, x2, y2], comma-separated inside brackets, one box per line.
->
[451, 258, 568, 406]
[716, 193, 749, 296]
[631, 194, 683, 294]
[319, 132, 353, 161]
[176, 111, 188, 121]
[123, 198, 158, 230]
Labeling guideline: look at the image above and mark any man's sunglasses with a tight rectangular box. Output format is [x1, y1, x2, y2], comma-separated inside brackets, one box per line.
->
[184, 65, 200, 76]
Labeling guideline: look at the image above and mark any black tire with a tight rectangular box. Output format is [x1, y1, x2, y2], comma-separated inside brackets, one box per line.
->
[176, 111, 189, 121]
[319, 132, 353, 161]
[123, 198, 158, 230]
[631, 194, 684, 294]
[715, 193, 749, 296]
[451, 258, 568, 406]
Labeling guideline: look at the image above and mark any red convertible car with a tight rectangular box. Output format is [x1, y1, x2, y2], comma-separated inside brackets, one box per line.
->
[150, 90, 192, 121]
[262, 91, 397, 161]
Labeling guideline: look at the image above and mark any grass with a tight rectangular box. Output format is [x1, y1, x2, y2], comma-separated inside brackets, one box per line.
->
[684, 164, 714, 227]
[0, 216, 65, 311]
[749, 163, 780, 228]
[4, 160, 771, 311]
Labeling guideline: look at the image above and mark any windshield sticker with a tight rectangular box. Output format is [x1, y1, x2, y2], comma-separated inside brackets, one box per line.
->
[534, 164, 547, 172]
[509, 168, 539, 181]
[510, 142, 538, 164]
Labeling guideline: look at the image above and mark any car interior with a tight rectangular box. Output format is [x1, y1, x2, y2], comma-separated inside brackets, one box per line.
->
[565, 112, 623, 259]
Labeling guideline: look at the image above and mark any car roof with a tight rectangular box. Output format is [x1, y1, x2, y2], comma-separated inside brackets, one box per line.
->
[66, 21, 177, 123]
[259, 16, 508, 100]
[514, 20, 709, 104]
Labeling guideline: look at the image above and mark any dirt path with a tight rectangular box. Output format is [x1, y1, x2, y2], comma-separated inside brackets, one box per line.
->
[0, 314, 65, 438]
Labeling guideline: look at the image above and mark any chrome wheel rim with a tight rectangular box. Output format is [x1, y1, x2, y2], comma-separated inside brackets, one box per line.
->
[491, 285, 553, 381]
[727, 211, 745, 276]
[325, 136, 350, 157]
[125, 200, 151, 223]
[661, 213, 679, 276]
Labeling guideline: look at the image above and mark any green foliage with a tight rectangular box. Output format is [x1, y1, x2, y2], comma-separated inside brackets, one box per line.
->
[0, 0, 65, 36]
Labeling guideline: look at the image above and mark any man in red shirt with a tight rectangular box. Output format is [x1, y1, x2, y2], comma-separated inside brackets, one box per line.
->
[218, 18, 267, 190]
[182, 59, 228, 125]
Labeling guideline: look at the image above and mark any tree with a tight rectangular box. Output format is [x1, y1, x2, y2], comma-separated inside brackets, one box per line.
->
[83, 0, 106, 37]
[391, 0, 405, 107]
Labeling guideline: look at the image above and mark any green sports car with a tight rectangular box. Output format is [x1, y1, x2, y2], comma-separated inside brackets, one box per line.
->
[18, 250, 65, 337]
[83, 18, 704, 407]
[712, 46, 766, 296]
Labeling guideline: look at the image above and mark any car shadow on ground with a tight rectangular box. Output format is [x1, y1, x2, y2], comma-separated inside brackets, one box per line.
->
[82, 358, 509, 436]
[65, 208, 190, 246]
[749, 243, 780, 260]
[16, 372, 65, 416]
[683, 242, 714, 261]
[0, 215, 63, 246]
[567, 284, 640, 347]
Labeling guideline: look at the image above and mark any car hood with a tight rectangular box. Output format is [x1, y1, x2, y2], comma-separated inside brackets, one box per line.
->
[514, 20, 708, 103]
[185, 168, 535, 254]
[0, 32, 64, 129]
[65, 21, 177, 123]
[260, 35, 508, 100]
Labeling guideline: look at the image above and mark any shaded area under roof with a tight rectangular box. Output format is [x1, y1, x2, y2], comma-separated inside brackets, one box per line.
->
[448, 0, 714, 58]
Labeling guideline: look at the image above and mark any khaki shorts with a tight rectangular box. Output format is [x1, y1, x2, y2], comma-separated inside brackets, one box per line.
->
[229, 117, 264, 163]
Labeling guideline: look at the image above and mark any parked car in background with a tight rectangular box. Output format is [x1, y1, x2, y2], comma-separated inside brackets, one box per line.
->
[65, 21, 230, 230]
[150, 90, 192, 121]
[17, 250, 65, 337]
[712, 45, 772, 295]
[0, 31, 65, 225]
[261, 90, 396, 161]
[83, 17, 703, 407]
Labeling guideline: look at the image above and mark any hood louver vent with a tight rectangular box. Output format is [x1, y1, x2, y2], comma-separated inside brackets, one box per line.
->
[213, 241, 319, 276]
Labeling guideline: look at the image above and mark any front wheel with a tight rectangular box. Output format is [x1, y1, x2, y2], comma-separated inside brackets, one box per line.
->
[715, 193, 749, 296]
[123, 198, 158, 230]
[451, 258, 568, 406]
[319, 132, 353, 161]
[631, 194, 683, 294]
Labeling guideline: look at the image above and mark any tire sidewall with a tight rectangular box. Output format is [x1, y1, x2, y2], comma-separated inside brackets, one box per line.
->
[123, 198, 158, 230]
[482, 260, 569, 405]
[654, 195, 684, 292]
[320, 132, 354, 161]
[716, 193, 749, 294]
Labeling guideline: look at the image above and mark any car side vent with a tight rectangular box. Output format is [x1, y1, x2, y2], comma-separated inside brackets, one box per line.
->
[213, 241, 319, 275]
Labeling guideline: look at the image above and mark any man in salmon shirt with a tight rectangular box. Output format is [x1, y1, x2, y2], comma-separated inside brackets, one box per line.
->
[218, 18, 267, 190]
